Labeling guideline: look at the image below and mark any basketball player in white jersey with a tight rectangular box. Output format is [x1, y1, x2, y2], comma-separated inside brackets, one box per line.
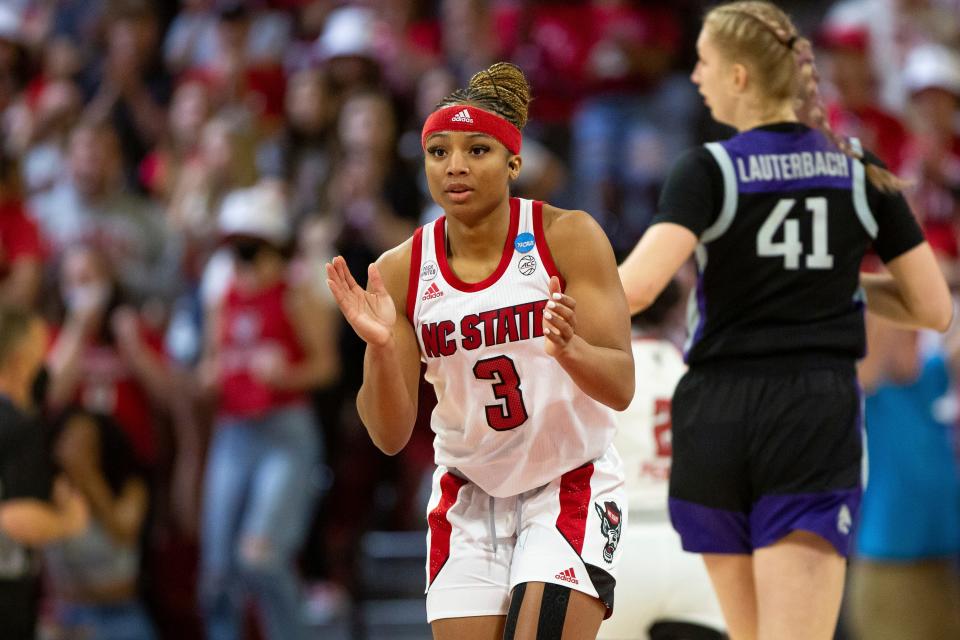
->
[326, 62, 634, 639]
[599, 275, 727, 640]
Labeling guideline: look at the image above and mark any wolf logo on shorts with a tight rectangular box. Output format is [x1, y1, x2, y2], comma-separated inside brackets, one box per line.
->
[596, 501, 622, 563]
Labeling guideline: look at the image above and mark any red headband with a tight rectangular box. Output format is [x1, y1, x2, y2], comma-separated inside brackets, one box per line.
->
[421, 105, 522, 155]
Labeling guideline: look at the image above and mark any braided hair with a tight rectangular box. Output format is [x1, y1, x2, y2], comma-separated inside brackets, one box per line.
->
[705, 1, 905, 192]
[436, 62, 532, 132]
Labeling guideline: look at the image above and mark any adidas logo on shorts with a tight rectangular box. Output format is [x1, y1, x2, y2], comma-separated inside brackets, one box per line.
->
[422, 282, 444, 301]
[450, 108, 473, 124]
[554, 567, 579, 585]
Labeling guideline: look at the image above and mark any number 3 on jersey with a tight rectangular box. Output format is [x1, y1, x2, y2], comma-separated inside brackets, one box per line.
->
[473, 355, 529, 430]
[757, 197, 834, 270]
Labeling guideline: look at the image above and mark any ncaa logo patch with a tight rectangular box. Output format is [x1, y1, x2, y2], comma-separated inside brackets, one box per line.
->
[514, 232, 535, 253]
[518, 255, 537, 276]
[420, 261, 438, 281]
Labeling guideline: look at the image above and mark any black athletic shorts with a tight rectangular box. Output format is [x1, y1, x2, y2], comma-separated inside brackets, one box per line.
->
[668, 356, 863, 556]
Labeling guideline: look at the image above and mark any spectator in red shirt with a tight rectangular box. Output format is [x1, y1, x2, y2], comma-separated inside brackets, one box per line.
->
[197, 183, 337, 640]
[184, 3, 287, 131]
[899, 44, 960, 268]
[0, 152, 44, 310]
[820, 19, 911, 172]
[45, 244, 171, 469]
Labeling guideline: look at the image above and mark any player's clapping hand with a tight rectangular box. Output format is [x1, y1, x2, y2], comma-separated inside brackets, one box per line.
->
[543, 276, 577, 358]
[326, 256, 396, 347]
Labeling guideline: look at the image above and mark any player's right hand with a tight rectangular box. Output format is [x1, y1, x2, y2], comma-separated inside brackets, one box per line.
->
[326, 256, 396, 347]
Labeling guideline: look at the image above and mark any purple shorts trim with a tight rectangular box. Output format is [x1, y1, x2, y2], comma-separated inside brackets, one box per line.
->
[670, 489, 862, 556]
[669, 498, 751, 554]
[751, 489, 862, 557]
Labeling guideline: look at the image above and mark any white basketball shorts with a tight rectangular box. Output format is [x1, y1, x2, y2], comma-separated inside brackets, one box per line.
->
[598, 514, 725, 639]
[424, 446, 627, 622]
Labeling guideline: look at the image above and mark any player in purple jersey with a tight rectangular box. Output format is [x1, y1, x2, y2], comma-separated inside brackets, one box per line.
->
[617, 2, 951, 639]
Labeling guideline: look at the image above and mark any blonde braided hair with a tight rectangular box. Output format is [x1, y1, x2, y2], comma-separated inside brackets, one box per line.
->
[706, 1, 906, 192]
[437, 62, 532, 131]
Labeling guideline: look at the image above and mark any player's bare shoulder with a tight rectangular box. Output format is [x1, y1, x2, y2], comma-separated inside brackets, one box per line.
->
[541, 203, 611, 260]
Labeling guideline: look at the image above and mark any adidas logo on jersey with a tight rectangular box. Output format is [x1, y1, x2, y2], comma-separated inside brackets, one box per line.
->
[450, 108, 473, 124]
[554, 568, 578, 585]
[422, 282, 444, 301]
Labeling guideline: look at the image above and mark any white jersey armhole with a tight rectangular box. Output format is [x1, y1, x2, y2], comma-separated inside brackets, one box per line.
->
[701, 142, 739, 243]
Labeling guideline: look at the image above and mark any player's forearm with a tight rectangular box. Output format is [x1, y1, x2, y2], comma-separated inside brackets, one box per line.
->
[861, 273, 951, 330]
[620, 265, 661, 315]
[553, 336, 635, 410]
[357, 341, 417, 455]
[860, 274, 908, 319]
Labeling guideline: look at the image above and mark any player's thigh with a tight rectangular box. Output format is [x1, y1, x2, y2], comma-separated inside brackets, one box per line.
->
[432, 615, 505, 640]
[504, 581, 606, 640]
[752, 530, 845, 640]
[425, 467, 515, 622]
[701, 553, 757, 640]
[511, 449, 626, 616]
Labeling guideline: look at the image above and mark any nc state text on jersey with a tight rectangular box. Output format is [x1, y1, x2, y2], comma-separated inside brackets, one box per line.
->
[421, 300, 549, 358]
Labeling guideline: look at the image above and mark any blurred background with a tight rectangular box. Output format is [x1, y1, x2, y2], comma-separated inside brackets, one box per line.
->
[0, 0, 957, 638]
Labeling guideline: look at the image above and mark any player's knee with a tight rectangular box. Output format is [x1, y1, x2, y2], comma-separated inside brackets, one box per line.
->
[504, 582, 576, 639]
[648, 620, 728, 640]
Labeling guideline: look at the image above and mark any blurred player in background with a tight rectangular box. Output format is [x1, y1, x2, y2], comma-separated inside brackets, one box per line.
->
[600, 271, 726, 640]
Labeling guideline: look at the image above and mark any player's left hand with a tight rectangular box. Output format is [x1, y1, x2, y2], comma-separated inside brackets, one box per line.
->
[543, 276, 577, 358]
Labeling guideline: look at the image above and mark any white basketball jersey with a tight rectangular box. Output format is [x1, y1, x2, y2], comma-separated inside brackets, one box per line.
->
[613, 337, 687, 513]
[407, 197, 616, 498]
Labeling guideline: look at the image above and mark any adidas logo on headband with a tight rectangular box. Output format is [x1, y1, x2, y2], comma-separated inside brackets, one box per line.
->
[422, 104, 522, 154]
[450, 109, 474, 124]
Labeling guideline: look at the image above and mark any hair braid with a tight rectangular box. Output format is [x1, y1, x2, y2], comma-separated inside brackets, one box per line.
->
[708, 1, 907, 192]
[437, 62, 532, 130]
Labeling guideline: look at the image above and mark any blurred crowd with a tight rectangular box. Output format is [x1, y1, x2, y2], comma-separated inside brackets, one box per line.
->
[0, 0, 956, 638]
